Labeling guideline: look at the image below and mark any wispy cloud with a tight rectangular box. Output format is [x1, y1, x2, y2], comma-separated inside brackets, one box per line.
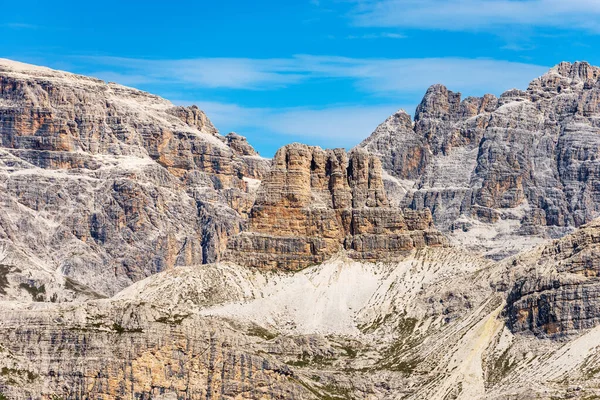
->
[189, 101, 407, 150]
[86, 56, 306, 90]
[1, 23, 38, 30]
[87, 55, 548, 96]
[346, 32, 406, 39]
[349, 0, 600, 33]
[501, 43, 537, 52]
[76, 54, 549, 155]
[295, 56, 548, 95]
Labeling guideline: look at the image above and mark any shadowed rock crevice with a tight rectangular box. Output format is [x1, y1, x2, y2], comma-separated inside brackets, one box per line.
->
[4, 59, 600, 400]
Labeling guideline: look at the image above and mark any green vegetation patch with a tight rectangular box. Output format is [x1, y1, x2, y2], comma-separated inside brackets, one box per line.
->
[154, 313, 190, 326]
[358, 312, 394, 333]
[247, 324, 279, 340]
[0, 265, 11, 295]
[64, 277, 107, 299]
[286, 351, 337, 368]
[378, 316, 424, 373]
[0, 366, 37, 384]
[290, 376, 353, 400]
[339, 343, 357, 358]
[487, 348, 516, 385]
[111, 322, 143, 334]
[19, 282, 45, 301]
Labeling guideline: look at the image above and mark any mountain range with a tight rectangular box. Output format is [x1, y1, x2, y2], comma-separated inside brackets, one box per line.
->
[1, 58, 600, 399]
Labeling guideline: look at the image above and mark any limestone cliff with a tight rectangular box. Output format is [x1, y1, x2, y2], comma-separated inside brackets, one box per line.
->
[225, 143, 447, 270]
[359, 62, 600, 259]
[0, 59, 270, 298]
[4, 59, 600, 400]
[5, 235, 600, 399]
[506, 218, 600, 336]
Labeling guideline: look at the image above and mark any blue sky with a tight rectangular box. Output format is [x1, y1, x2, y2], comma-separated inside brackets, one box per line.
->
[3, 0, 600, 156]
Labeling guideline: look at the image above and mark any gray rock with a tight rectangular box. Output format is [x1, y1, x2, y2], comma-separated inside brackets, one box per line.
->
[0, 59, 269, 298]
[358, 62, 600, 258]
[506, 218, 600, 336]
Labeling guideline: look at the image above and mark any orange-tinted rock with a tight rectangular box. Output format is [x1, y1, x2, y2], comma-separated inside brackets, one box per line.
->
[225, 143, 447, 270]
[225, 132, 259, 156]
[0, 60, 270, 296]
[507, 219, 600, 336]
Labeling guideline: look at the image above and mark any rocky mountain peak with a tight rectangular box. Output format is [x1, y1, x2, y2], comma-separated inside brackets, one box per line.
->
[225, 132, 259, 156]
[361, 110, 414, 148]
[415, 84, 499, 124]
[0, 59, 270, 298]
[414, 83, 462, 121]
[359, 109, 427, 181]
[4, 58, 600, 400]
[553, 61, 600, 82]
[524, 61, 600, 100]
[225, 143, 446, 270]
[358, 60, 600, 259]
[384, 109, 414, 130]
[167, 104, 219, 136]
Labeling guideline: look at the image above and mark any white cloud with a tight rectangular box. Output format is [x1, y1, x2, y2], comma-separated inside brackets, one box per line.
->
[264, 105, 407, 144]
[346, 32, 406, 39]
[189, 101, 408, 149]
[87, 55, 548, 96]
[349, 0, 600, 32]
[80, 55, 551, 154]
[88, 56, 306, 90]
[293, 55, 548, 95]
[1, 23, 38, 30]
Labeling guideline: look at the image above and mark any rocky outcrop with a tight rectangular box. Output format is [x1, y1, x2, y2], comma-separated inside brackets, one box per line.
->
[226, 132, 259, 156]
[0, 247, 503, 400]
[225, 143, 447, 270]
[0, 307, 307, 399]
[4, 58, 600, 400]
[506, 218, 600, 336]
[0, 59, 270, 298]
[6, 242, 600, 400]
[359, 62, 600, 259]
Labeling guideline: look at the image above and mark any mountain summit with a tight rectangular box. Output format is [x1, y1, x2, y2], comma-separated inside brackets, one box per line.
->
[1, 60, 600, 399]
[359, 61, 600, 259]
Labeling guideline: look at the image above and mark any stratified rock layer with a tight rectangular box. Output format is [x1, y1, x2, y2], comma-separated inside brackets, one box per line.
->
[226, 143, 447, 270]
[0, 59, 270, 298]
[506, 218, 600, 336]
[4, 59, 600, 400]
[359, 62, 600, 259]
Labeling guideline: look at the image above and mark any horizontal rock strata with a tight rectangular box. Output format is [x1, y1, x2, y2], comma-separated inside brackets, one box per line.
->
[506, 218, 600, 336]
[225, 143, 447, 270]
[0, 59, 270, 298]
[359, 62, 600, 258]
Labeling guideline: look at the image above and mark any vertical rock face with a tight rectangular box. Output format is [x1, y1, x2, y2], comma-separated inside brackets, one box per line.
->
[6, 58, 600, 400]
[359, 62, 600, 259]
[414, 85, 498, 156]
[225, 143, 447, 270]
[358, 110, 428, 181]
[0, 59, 270, 298]
[506, 218, 600, 336]
[0, 308, 307, 399]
